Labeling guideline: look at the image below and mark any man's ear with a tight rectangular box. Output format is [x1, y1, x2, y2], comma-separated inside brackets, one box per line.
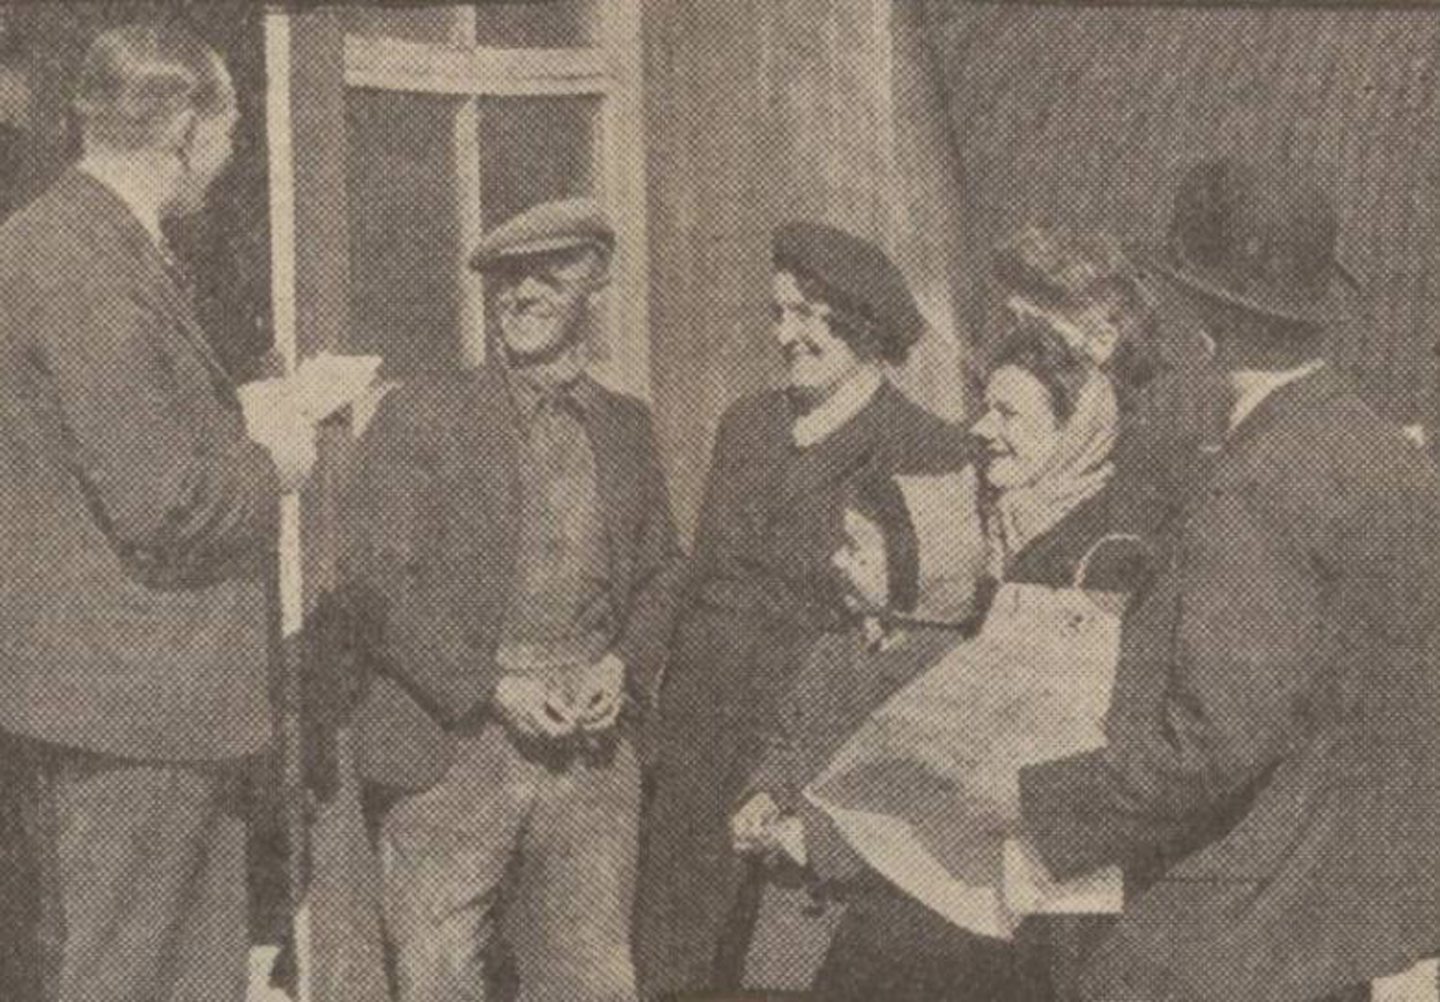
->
[585, 248, 614, 294]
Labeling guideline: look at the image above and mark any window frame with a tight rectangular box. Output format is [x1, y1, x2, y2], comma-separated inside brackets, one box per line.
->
[267, 2, 649, 399]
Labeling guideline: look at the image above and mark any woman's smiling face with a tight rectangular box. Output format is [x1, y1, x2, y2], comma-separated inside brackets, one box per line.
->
[970, 364, 1064, 490]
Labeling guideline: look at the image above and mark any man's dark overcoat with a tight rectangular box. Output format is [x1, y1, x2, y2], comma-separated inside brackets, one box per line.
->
[1022, 367, 1440, 1001]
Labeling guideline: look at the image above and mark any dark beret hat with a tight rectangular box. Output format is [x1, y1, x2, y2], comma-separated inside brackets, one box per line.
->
[469, 197, 614, 272]
[772, 221, 926, 361]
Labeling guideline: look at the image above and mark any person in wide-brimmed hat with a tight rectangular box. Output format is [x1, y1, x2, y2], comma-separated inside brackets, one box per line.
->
[634, 221, 975, 998]
[1016, 157, 1440, 1002]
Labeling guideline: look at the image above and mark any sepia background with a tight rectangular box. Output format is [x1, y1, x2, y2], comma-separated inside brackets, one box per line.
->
[0, 2, 1438, 999]
[3, 1, 1437, 534]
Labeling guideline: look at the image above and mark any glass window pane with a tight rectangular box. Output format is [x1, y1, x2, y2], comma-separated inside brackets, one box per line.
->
[346, 89, 465, 375]
[476, 95, 600, 229]
[472, 2, 598, 48]
[340, 6, 462, 44]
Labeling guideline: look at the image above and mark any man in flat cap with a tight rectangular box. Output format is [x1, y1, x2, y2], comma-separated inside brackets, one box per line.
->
[634, 221, 973, 997]
[1016, 159, 1440, 1001]
[341, 197, 682, 1002]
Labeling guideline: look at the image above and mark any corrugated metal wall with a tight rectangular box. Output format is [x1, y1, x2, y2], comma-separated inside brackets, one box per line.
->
[917, 3, 1440, 430]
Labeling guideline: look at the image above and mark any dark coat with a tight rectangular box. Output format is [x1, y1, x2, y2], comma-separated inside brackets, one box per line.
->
[656, 382, 976, 740]
[752, 479, 1159, 1002]
[642, 380, 979, 990]
[1022, 367, 1440, 1001]
[340, 365, 683, 792]
[634, 382, 973, 993]
[0, 169, 279, 762]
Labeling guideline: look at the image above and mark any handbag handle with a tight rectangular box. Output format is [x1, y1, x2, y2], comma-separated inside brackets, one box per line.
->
[1072, 533, 1149, 592]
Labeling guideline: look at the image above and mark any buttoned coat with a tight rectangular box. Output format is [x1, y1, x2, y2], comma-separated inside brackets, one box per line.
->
[340, 365, 683, 792]
[635, 382, 974, 992]
[0, 170, 281, 761]
[1022, 367, 1440, 1001]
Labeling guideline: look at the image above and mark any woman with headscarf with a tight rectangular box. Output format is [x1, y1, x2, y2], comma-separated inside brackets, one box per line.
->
[774, 321, 1155, 1002]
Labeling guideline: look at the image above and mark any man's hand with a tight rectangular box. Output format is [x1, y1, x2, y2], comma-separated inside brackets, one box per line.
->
[731, 792, 782, 855]
[239, 382, 320, 492]
[493, 674, 577, 742]
[572, 652, 627, 733]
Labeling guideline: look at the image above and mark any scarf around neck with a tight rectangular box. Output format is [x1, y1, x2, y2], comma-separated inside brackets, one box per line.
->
[986, 368, 1119, 577]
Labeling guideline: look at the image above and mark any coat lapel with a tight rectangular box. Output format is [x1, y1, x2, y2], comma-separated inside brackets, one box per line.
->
[1221, 366, 1345, 461]
[574, 376, 630, 589]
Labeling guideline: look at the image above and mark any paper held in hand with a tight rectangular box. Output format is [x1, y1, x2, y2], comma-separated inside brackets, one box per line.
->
[238, 352, 383, 446]
[804, 572, 1126, 940]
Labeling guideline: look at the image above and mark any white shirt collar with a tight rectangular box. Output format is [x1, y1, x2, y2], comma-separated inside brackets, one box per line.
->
[1227, 359, 1327, 434]
[791, 365, 884, 448]
[77, 157, 167, 248]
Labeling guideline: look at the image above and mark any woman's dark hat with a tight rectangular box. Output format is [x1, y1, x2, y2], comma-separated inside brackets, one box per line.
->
[772, 220, 927, 360]
[1144, 158, 1360, 328]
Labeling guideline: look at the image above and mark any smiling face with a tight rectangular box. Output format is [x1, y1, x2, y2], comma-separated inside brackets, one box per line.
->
[494, 247, 604, 362]
[971, 364, 1065, 490]
[831, 507, 890, 614]
[772, 270, 866, 404]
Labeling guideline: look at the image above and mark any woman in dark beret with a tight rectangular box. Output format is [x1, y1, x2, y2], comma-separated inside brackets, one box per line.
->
[633, 222, 975, 998]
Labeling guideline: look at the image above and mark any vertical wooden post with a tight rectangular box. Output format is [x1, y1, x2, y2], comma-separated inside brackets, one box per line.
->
[262, 11, 311, 1002]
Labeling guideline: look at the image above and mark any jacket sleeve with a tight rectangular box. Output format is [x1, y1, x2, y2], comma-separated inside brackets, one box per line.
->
[1021, 444, 1440, 881]
[45, 278, 279, 583]
[610, 407, 686, 709]
[340, 389, 494, 724]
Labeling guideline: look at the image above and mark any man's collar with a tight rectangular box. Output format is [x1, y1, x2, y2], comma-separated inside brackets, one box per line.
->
[503, 347, 593, 423]
[1226, 358, 1327, 435]
[792, 365, 885, 449]
[76, 156, 167, 248]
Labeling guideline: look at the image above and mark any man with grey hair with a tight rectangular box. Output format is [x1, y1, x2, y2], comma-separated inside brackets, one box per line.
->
[0, 23, 314, 1002]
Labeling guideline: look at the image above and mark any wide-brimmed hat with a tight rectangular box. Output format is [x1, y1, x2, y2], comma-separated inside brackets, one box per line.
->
[1144, 158, 1358, 328]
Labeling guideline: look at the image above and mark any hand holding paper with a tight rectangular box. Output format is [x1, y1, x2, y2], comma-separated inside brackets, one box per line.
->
[238, 353, 383, 492]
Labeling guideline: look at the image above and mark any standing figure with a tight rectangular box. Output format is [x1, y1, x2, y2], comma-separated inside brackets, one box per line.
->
[345, 198, 683, 1002]
[634, 222, 973, 998]
[0, 24, 315, 1002]
[1019, 158, 1440, 1002]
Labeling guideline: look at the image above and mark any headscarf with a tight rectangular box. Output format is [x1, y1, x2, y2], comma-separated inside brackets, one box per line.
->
[985, 367, 1119, 575]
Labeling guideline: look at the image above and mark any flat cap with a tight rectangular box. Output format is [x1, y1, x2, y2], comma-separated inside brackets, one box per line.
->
[772, 221, 926, 362]
[468, 197, 614, 272]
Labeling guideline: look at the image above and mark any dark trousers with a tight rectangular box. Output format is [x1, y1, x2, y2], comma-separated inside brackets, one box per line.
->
[0, 735, 44, 1002]
[634, 740, 756, 998]
[32, 748, 250, 1002]
[810, 887, 1049, 1002]
[808, 888, 1372, 1002]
